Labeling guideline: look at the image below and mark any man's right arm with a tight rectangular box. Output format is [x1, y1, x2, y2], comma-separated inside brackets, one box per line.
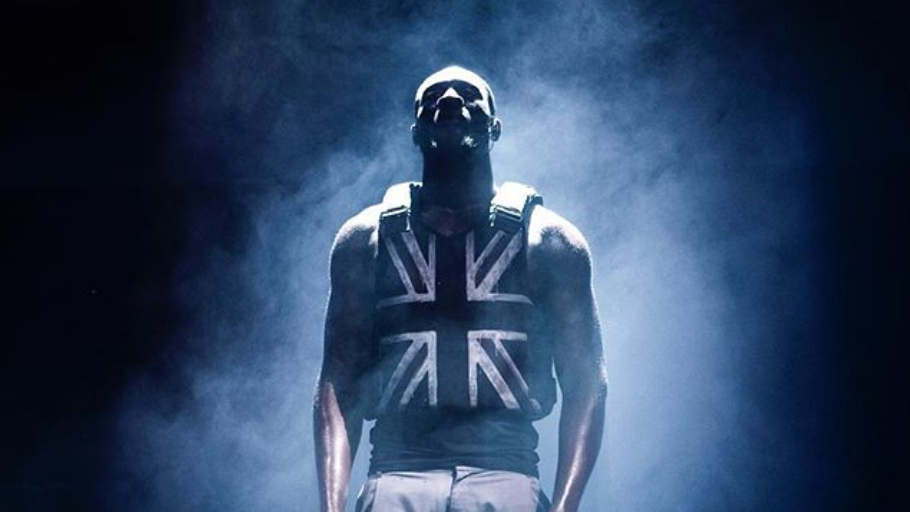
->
[314, 209, 378, 512]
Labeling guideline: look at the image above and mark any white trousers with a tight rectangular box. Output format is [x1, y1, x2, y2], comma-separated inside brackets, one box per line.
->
[355, 466, 551, 512]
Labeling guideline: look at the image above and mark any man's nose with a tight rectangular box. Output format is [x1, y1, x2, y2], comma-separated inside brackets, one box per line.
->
[437, 87, 464, 109]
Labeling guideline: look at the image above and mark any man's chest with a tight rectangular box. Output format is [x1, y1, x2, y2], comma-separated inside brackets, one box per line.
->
[374, 225, 533, 311]
[370, 224, 546, 415]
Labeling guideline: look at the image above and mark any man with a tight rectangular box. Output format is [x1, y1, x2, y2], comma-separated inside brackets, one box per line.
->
[314, 66, 607, 512]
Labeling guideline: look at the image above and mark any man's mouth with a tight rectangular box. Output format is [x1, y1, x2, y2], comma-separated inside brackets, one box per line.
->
[433, 107, 471, 125]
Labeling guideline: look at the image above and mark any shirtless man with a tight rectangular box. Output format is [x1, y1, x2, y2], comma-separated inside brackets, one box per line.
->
[315, 66, 607, 512]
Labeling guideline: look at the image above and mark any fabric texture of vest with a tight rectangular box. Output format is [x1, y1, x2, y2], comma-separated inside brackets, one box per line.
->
[369, 181, 556, 420]
[365, 181, 557, 476]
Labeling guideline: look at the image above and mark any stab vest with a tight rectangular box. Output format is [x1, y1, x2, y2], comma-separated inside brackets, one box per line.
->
[368, 182, 557, 421]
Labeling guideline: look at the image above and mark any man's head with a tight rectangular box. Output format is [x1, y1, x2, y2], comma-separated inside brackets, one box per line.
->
[411, 66, 502, 157]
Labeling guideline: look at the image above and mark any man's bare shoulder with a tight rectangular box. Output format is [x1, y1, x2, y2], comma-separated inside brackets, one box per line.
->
[527, 206, 592, 266]
[331, 204, 383, 264]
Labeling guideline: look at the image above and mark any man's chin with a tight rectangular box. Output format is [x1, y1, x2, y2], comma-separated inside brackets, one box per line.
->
[429, 129, 486, 149]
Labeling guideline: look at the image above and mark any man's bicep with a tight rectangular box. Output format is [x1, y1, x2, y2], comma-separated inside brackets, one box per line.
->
[540, 230, 606, 393]
[321, 222, 376, 385]
[322, 290, 371, 377]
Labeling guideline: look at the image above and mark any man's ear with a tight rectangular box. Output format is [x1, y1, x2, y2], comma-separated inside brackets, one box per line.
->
[411, 123, 419, 146]
[490, 118, 502, 142]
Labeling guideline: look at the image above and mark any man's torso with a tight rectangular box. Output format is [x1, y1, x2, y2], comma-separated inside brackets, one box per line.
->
[364, 183, 557, 476]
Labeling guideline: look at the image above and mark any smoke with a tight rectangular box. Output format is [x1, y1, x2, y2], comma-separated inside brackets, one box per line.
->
[107, 1, 830, 511]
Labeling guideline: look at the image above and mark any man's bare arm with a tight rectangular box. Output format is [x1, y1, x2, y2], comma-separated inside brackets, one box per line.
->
[531, 209, 608, 512]
[314, 209, 378, 512]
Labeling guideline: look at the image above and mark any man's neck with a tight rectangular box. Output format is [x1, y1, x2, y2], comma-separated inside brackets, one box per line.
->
[419, 153, 495, 209]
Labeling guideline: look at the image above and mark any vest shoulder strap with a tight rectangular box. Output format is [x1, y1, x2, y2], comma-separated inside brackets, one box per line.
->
[490, 182, 543, 233]
[379, 181, 542, 234]
[379, 182, 421, 234]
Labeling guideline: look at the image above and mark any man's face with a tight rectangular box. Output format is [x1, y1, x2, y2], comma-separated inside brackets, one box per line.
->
[412, 67, 500, 155]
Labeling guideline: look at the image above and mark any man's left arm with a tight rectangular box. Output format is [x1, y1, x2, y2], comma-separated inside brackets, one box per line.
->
[534, 215, 608, 512]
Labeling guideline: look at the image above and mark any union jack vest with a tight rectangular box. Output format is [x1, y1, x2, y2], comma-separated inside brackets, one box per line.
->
[368, 182, 557, 421]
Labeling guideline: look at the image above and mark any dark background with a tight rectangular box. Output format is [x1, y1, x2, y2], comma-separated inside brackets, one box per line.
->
[1, 0, 907, 510]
